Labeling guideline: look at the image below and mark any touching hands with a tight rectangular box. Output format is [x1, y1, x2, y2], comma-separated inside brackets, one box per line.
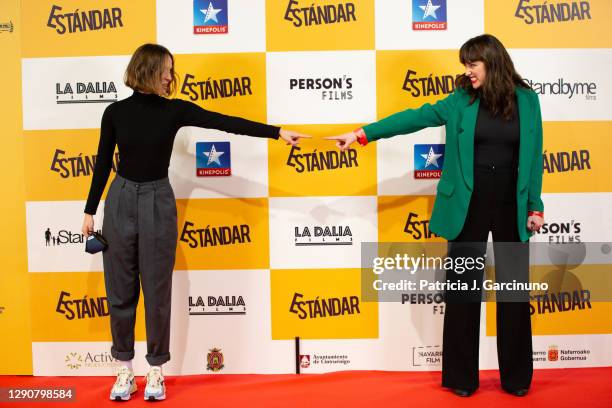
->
[324, 131, 358, 151]
[279, 129, 312, 146]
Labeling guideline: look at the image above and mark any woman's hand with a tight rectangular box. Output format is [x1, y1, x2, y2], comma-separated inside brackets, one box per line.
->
[324, 132, 358, 151]
[82, 214, 94, 237]
[279, 129, 311, 146]
[527, 214, 544, 232]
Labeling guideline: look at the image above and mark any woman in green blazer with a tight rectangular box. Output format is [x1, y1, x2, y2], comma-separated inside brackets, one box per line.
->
[328, 34, 544, 397]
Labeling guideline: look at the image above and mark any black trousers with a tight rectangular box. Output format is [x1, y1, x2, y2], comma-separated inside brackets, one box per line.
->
[441, 165, 533, 392]
[102, 175, 178, 366]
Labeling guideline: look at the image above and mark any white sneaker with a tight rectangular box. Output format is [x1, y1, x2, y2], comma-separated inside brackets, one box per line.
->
[110, 366, 137, 401]
[144, 367, 166, 401]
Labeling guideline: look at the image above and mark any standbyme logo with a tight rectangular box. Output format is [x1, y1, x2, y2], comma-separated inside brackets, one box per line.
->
[194, 0, 228, 34]
[412, 0, 447, 30]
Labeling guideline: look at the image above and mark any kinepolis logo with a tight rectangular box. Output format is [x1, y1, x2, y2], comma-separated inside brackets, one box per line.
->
[402, 70, 459, 97]
[286, 145, 358, 173]
[414, 144, 445, 179]
[56, 290, 109, 321]
[284, 0, 357, 28]
[289, 292, 360, 319]
[46, 4, 124, 35]
[530, 290, 591, 315]
[535, 219, 582, 243]
[196, 142, 231, 177]
[193, 0, 229, 34]
[514, 0, 591, 25]
[402, 292, 445, 315]
[56, 81, 118, 104]
[524, 78, 597, 100]
[0, 20, 14, 33]
[289, 76, 353, 101]
[180, 73, 253, 102]
[543, 149, 591, 174]
[50, 148, 119, 179]
[44, 227, 99, 247]
[189, 295, 246, 315]
[404, 212, 439, 240]
[180, 221, 252, 248]
[412, 346, 442, 366]
[412, 0, 447, 31]
[294, 225, 353, 246]
[65, 351, 118, 370]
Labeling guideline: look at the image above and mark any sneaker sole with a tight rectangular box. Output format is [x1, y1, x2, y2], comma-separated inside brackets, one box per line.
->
[110, 383, 137, 401]
[145, 394, 166, 401]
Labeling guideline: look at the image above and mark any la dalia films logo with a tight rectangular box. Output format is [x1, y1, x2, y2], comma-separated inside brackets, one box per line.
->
[194, 0, 229, 34]
[412, 0, 447, 30]
[196, 142, 232, 176]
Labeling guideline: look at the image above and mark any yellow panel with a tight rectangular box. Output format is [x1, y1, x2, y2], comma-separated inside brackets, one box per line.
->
[268, 124, 377, 197]
[174, 53, 267, 123]
[378, 195, 446, 243]
[22, 0, 156, 57]
[266, 0, 375, 51]
[271, 268, 378, 339]
[0, 0, 32, 375]
[176, 198, 270, 270]
[485, 0, 612, 48]
[542, 122, 612, 193]
[30, 272, 146, 342]
[376, 50, 463, 120]
[24, 129, 117, 201]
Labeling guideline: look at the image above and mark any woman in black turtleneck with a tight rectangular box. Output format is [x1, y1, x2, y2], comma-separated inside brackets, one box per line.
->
[327, 34, 545, 397]
[81, 43, 308, 401]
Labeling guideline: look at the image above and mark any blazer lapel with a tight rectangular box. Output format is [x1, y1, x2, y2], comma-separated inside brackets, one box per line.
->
[459, 97, 479, 190]
[516, 88, 532, 192]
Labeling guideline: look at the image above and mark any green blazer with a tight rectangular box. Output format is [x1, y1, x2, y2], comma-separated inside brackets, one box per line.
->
[363, 86, 544, 242]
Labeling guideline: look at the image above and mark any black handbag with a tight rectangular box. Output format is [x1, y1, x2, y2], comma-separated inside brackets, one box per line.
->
[85, 231, 108, 254]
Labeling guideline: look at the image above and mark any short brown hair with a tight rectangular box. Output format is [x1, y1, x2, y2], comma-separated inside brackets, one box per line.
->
[124, 43, 177, 96]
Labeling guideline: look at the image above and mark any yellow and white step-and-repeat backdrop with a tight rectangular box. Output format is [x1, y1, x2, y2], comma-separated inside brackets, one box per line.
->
[2, 0, 611, 375]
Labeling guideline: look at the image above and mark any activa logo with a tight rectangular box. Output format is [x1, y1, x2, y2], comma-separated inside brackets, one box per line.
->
[189, 295, 246, 315]
[180, 73, 253, 102]
[294, 225, 353, 246]
[65, 351, 118, 369]
[193, 0, 229, 34]
[403, 70, 458, 97]
[286, 145, 358, 173]
[0, 20, 14, 33]
[543, 149, 591, 174]
[50, 149, 119, 179]
[525, 78, 597, 100]
[56, 81, 118, 104]
[289, 292, 360, 319]
[55, 290, 109, 320]
[514, 0, 591, 25]
[535, 220, 582, 243]
[180, 221, 252, 248]
[289, 76, 353, 101]
[404, 212, 439, 240]
[284, 0, 356, 28]
[414, 144, 444, 179]
[412, 0, 447, 31]
[530, 290, 591, 315]
[47, 4, 124, 35]
[44, 227, 99, 246]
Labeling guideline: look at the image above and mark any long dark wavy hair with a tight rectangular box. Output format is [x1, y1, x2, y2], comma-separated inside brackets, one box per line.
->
[456, 34, 530, 120]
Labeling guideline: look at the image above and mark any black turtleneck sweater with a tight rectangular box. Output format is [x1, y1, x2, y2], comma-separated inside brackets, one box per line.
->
[84, 91, 280, 215]
[474, 99, 520, 170]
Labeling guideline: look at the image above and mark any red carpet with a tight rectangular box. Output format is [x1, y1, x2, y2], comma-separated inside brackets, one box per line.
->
[1, 368, 611, 407]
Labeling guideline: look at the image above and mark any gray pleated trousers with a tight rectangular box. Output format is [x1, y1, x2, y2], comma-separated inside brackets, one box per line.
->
[102, 174, 177, 366]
